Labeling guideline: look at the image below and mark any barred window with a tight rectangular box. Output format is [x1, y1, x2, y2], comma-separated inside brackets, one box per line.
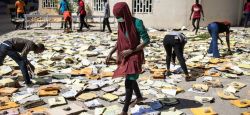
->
[42, 0, 56, 8]
[93, 0, 104, 12]
[133, 0, 153, 13]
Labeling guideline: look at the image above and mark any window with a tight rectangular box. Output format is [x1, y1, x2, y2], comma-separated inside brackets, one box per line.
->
[93, 0, 104, 12]
[133, 0, 152, 13]
[42, 0, 56, 8]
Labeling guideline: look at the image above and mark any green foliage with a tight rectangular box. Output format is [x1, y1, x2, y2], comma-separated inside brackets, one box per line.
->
[189, 33, 210, 41]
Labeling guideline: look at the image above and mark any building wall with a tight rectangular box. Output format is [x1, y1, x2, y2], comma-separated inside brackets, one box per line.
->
[38, 0, 58, 15]
[40, 0, 244, 29]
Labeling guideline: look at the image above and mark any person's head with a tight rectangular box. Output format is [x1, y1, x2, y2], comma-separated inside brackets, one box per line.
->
[221, 21, 231, 31]
[34, 43, 45, 54]
[248, 0, 250, 2]
[223, 21, 231, 28]
[195, 0, 199, 4]
[104, 0, 107, 3]
[113, 2, 132, 23]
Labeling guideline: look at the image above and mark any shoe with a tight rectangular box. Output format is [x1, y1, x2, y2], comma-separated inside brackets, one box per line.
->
[165, 71, 172, 77]
[185, 77, 196, 82]
[118, 112, 128, 115]
[207, 53, 213, 57]
[77, 29, 82, 32]
[130, 97, 144, 107]
[26, 83, 34, 87]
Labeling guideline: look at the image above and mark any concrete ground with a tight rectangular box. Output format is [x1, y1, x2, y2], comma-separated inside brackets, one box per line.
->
[0, 25, 249, 115]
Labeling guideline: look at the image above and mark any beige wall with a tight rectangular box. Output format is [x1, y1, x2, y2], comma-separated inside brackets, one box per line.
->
[44, 0, 244, 29]
[38, 0, 58, 15]
[201, 0, 243, 27]
[133, 0, 243, 29]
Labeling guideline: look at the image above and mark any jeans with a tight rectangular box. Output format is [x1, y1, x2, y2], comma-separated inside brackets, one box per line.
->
[103, 18, 112, 32]
[244, 12, 250, 27]
[208, 23, 220, 58]
[163, 35, 188, 75]
[0, 43, 31, 84]
[79, 14, 89, 30]
[122, 78, 142, 112]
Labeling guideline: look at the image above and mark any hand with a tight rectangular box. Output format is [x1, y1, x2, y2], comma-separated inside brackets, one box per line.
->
[121, 49, 133, 58]
[227, 50, 233, 55]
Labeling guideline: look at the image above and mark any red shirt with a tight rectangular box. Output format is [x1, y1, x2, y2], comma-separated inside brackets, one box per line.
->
[192, 4, 202, 19]
[244, 2, 250, 12]
[79, 1, 86, 15]
[63, 11, 71, 20]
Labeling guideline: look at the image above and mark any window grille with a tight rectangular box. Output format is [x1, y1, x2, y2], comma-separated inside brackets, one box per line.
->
[93, 0, 104, 12]
[42, 0, 56, 8]
[133, 0, 152, 13]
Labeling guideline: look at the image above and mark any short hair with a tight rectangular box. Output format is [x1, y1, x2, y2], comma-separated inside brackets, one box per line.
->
[37, 43, 45, 50]
[223, 21, 231, 27]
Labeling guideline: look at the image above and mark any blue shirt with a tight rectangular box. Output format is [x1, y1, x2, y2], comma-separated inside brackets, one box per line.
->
[59, 0, 68, 14]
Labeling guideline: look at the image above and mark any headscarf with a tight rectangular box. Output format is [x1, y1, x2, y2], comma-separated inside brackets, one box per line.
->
[113, 2, 140, 50]
[112, 2, 144, 77]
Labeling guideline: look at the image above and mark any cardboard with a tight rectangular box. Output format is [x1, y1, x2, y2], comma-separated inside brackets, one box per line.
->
[48, 103, 85, 115]
[192, 84, 209, 92]
[0, 102, 19, 111]
[77, 93, 97, 101]
[0, 87, 18, 96]
[20, 107, 48, 115]
[230, 99, 250, 108]
[102, 93, 119, 102]
[48, 96, 67, 107]
[217, 91, 238, 100]
[190, 107, 218, 115]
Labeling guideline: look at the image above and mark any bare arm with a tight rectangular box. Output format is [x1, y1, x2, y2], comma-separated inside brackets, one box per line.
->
[109, 43, 117, 56]
[201, 6, 204, 18]
[132, 42, 148, 54]
[218, 36, 224, 45]
[106, 43, 117, 64]
[190, 7, 194, 20]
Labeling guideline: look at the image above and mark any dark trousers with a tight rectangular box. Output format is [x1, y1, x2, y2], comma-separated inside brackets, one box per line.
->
[192, 18, 200, 34]
[123, 78, 142, 112]
[0, 43, 31, 84]
[64, 17, 72, 29]
[59, 12, 64, 28]
[163, 35, 188, 75]
[79, 14, 89, 30]
[208, 23, 220, 58]
[16, 13, 25, 29]
[102, 18, 112, 32]
[244, 12, 250, 28]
